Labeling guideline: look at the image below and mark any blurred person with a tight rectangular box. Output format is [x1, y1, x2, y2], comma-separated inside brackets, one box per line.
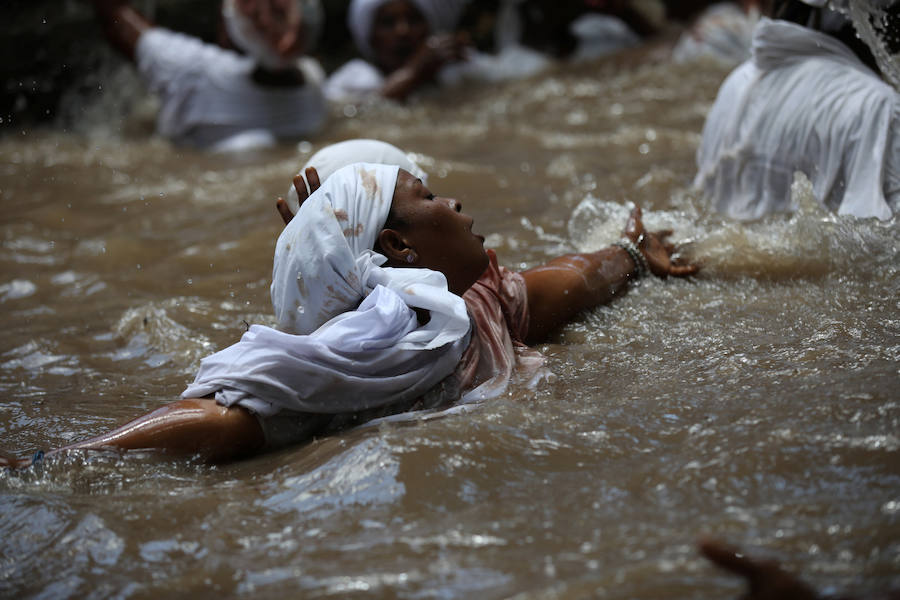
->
[324, 0, 472, 102]
[91, 0, 328, 151]
[694, 0, 900, 220]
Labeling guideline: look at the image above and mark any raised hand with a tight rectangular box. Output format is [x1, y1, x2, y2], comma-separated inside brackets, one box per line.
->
[623, 206, 699, 278]
[275, 166, 321, 226]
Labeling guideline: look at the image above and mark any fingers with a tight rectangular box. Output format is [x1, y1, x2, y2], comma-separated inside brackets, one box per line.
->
[304, 167, 321, 194]
[669, 263, 700, 277]
[293, 173, 309, 206]
[276, 197, 294, 226]
[698, 538, 762, 578]
[623, 205, 643, 242]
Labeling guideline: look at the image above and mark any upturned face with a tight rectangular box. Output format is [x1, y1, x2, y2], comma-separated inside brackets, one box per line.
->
[369, 0, 430, 73]
[379, 170, 489, 296]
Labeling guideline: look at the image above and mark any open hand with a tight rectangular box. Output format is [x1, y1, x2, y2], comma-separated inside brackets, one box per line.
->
[275, 166, 320, 226]
[623, 206, 698, 278]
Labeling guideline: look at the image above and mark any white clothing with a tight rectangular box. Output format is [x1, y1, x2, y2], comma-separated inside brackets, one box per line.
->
[672, 3, 757, 66]
[136, 28, 327, 149]
[324, 49, 548, 102]
[222, 0, 323, 70]
[183, 163, 471, 418]
[288, 139, 428, 212]
[695, 18, 900, 220]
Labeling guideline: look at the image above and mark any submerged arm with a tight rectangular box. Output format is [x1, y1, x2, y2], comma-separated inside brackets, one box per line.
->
[92, 0, 153, 62]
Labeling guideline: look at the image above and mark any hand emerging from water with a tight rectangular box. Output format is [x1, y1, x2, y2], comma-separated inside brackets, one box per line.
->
[276, 166, 320, 225]
[623, 206, 698, 278]
[699, 539, 820, 600]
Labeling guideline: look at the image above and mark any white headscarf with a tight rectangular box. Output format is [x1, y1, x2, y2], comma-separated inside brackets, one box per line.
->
[347, 0, 463, 61]
[183, 163, 472, 416]
[288, 139, 428, 212]
[222, 0, 324, 69]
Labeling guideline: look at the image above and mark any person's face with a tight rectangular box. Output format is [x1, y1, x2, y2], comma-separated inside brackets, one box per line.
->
[381, 170, 489, 296]
[370, 0, 430, 72]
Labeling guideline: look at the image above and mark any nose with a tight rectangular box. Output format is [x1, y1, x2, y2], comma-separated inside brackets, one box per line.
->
[447, 198, 462, 212]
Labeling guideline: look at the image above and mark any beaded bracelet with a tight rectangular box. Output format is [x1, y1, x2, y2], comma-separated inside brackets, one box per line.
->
[613, 239, 649, 279]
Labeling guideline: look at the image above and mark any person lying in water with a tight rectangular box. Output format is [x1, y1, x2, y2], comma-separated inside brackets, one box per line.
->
[0, 163, 697, 468]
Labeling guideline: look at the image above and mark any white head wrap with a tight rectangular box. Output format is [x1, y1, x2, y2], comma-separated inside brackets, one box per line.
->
[222, 0, 324, 69]
[183, 162, 472, 417]
[288, 138, 428, 212]
[347, 0, 465, 60]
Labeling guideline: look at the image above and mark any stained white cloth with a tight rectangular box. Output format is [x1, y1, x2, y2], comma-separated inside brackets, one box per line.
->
[183, 163, 472, 417]
[695, 18, 900, 220]
[136, 28, 327, 149]
[288, 139, 428, 212]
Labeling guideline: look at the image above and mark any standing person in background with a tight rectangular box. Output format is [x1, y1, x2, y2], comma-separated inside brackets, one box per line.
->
[324, 0, 472, 102]
[91, 0, 328, 151]
[694, 0, 900, 220]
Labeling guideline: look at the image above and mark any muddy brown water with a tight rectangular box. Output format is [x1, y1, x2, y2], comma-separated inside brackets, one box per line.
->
[1, 54, 898, 599]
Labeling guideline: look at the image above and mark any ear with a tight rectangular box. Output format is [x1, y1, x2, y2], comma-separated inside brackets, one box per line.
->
[376, 228, 415, 265]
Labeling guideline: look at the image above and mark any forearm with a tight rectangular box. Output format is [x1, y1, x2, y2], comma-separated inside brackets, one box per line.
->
[522, 246, 636, 343]
[92, 0, 152, 61]
[379, 65, 428, 101]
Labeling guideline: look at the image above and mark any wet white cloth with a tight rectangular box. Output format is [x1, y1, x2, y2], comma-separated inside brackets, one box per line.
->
[136, 28, 327, 149]
[695, 18, 900, 220]
[672, 3, 757, 66]
[183, 163, 472, 417]
[288, 138, 428, 212]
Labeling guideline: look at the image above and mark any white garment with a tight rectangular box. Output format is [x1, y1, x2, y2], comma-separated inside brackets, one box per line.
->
[672, 3, 757, 66]
[136, 28, 327, 149]
[347, 0, 461, 61]
[183, 163, 471, 417]
[695, 18, 900, 220]
[222, 0, 323, 70]
[324, 48, 548, 102]
[288, 138, 428, 212]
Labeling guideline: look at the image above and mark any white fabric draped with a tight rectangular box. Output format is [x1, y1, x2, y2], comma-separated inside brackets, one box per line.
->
[695, 18, 900, 220]
[183, 163, 471, 417]
[288, 139, 428, 212]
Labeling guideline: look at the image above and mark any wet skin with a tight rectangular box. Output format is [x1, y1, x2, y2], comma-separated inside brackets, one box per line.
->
[377, 170, 490, 296]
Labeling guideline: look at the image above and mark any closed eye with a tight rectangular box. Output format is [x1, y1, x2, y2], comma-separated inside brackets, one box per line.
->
[425, 193, 435, 200]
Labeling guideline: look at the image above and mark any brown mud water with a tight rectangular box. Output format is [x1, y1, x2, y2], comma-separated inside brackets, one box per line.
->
[1, 51, 898, 598]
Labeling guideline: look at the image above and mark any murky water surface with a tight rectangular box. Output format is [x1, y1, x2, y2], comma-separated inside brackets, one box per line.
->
[1, 55, 898, 599]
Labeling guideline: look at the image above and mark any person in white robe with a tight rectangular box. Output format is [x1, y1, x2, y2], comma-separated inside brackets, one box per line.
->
[694, 3, 900, 220]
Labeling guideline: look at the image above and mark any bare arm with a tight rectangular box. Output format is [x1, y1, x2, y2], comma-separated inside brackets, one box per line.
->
[521, 206, 698, 343]
[92, 0, 153, 62]
[380, 33, 469, 101]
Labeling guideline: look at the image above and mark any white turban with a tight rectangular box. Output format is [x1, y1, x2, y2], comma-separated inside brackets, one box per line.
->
[347, 0, 468, 60]
[183, 163, 472, 417]
[288, 138, 428, 212]
[222, 0, 323, 69]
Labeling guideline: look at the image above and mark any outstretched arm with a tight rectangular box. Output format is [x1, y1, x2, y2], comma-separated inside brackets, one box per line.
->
[92, 0, 153, 62]
[521, 206, 698, 343]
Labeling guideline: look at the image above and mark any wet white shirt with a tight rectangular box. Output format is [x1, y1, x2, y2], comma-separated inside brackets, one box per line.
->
[136, 28, 327, 150]
[695, 18, 900, 220]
